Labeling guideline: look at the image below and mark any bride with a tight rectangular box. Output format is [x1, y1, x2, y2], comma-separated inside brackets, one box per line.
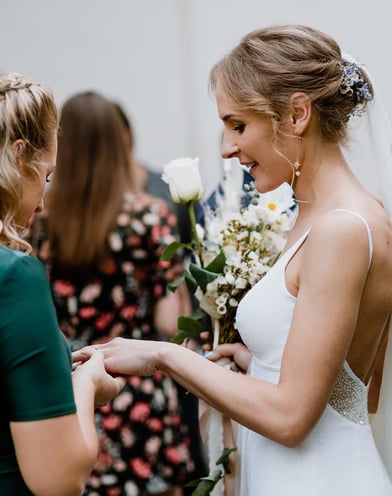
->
[74, 24, 392, 495]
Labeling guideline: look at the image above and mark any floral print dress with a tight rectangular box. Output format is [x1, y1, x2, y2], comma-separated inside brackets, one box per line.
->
[28, 192, 195, 496]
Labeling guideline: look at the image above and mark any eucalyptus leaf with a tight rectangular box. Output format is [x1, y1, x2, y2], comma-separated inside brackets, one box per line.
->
[184, 270, 198, 294]
[168, 276, 185, 292]
[215, 447, 237, 474]
[189, 307, 207, 320]
[189, 263, 220, 292]
[170, 330, 196, 344]
[160, 241, 192, 261]
[205, 251, 226, 273]
[177, 316, 204, 333]
[170, 315, 204, 344]
[185, 469, 223, 496]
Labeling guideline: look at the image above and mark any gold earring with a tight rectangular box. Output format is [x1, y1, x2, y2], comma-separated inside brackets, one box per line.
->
[293, 135, 301, 177]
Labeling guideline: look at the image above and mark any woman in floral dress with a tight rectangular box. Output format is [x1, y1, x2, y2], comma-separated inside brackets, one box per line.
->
[27, 91, 195, 496]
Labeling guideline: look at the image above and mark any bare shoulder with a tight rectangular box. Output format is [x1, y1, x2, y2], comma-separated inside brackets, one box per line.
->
[306, 204, 392, 281]
[307, 209, 371, 259]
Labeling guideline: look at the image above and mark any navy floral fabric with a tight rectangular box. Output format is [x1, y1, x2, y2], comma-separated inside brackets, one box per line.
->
[27, 192, 195, 495]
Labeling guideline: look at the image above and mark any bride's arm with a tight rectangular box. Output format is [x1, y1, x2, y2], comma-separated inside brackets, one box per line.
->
[74, 215, 371, 447]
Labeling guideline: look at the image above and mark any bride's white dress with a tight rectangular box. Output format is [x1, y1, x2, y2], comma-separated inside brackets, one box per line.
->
[235, 212, 392, 495]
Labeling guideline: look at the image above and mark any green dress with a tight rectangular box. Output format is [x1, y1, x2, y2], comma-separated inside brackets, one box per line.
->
[0, 246, 76, 495]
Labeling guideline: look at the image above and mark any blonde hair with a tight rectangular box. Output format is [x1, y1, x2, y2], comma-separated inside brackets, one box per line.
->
[209, 24, 373, 142]
[0, 73, 57, 251]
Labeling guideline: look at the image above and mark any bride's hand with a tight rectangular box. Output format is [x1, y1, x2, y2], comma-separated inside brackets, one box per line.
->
[206, 342, 251, 373]
[72, 337, 163, 377]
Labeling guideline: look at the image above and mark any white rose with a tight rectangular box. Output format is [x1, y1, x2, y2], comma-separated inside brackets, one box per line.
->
[161, 156, 204, 204]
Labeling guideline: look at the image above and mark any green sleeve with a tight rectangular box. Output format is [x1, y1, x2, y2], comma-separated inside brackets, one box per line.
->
[0, 250, 76, 421]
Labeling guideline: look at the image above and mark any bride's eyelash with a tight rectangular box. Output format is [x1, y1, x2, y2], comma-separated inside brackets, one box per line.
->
[46, 172, 54, 183]
[233, 123, 245, 133]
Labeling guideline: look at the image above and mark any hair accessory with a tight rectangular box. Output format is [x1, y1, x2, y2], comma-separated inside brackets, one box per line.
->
[340, 62, 373, 102]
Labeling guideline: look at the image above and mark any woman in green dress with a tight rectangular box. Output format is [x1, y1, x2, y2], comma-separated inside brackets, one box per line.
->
[0, 73, 124, 496]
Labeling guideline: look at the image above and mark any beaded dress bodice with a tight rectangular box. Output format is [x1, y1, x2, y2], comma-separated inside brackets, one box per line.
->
[329, 361, 369, 425]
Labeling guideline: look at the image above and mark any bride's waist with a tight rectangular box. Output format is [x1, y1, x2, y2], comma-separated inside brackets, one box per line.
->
[249, 355, 280, 384]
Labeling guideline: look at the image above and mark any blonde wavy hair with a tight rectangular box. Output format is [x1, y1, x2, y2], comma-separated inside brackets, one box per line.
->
[0, 73, 58, 251]
[209, 24, 373, 143]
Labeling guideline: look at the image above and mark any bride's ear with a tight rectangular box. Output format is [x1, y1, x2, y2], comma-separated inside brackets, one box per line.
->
[289, 92, 312, 135]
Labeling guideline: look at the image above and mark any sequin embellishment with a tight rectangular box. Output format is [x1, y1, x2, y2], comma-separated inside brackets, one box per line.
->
[328, 362, 368, 425]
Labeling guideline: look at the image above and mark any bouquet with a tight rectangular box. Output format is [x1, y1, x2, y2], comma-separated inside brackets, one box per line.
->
[161, 156, 295, 496]
[161, 156, 295, 349]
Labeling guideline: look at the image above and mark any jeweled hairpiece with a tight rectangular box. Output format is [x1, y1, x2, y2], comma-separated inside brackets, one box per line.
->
[340, 62, 373, 102]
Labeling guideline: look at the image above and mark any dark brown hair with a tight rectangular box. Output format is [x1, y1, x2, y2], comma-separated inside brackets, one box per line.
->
[48, 91, 133, 278]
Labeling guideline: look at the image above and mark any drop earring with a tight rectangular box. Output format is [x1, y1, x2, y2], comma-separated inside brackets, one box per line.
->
[292, 135, 301, 177]
[293, 160, 301, 177]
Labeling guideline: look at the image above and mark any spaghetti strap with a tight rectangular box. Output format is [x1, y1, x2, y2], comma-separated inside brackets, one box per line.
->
[332, 209, 373, 268]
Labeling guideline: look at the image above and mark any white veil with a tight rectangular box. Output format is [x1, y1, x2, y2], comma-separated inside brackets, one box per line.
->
[341, 53, 392, 476]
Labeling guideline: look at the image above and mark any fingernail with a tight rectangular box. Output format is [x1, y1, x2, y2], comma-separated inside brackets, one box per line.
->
[203, 351, 214, 359]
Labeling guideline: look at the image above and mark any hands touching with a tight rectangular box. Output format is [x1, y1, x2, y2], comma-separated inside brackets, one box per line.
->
[72, 338, 166, 379]
[72, 349, 126, 407]
[72, 334, 251, 402]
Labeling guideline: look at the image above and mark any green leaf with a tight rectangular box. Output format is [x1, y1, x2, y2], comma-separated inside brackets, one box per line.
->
[170, 330, 196, 345]
[189, 307, 207, 320]
[168, 276, 185, 293]
[189, 263, 220, 292]
[216, 447, 237, 474]
[185, 469, 223, 495]
[170, 314, 204, 344]
[205, 251, 226, 273]
[160, 241, 192, 261]
[184, 270, 198, 294]
[178, 315, 204, 333]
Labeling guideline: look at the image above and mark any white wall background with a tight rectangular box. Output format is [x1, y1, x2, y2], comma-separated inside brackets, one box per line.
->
[1, 0, 391, 198]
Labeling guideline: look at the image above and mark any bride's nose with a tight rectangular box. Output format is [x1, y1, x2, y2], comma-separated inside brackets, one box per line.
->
[221, 135, 239, 159]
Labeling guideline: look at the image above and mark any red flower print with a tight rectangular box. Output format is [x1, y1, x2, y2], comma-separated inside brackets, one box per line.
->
[101, 257, 116, 275]
[164, 446, 183, 464]
[146, 417, 163, 432]
[153, 370, 164, 381]
[95, 312, 114, 330]
[153, 285, 164, 298]
[127, 234, 142, 247]
[107, 488, 122, 496]
[120, 305, 137, 320]
[171, 413, 181, 426]
[167, 213, 177, 226]
[79, 306, 97, 319]
[130, 458, 153, 479]
[158, 260, 170, 269]
[128, 376, 142, 388]
[102, 414, 122, 431]
[151, 225, 162, 244]
[162, 225, 172, 236]
[130, 402, 151, 422]
[100, 404, 111, 414]
[53, 280, 76, 297]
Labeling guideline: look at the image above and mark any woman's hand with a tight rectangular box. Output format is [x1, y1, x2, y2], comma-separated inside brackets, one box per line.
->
[72, 349, 126, 407]
[206, 342, 251, 373]
[72, 338, 164, 378]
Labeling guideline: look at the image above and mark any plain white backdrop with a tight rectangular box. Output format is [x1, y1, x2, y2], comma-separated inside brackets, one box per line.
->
[1, 0, 392, 196]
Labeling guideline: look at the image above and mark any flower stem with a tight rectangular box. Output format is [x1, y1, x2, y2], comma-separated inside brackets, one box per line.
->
[187, 201, 202, 263]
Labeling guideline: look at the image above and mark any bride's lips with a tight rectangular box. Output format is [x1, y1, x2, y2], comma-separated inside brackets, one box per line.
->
[243, 162, 259, 176]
